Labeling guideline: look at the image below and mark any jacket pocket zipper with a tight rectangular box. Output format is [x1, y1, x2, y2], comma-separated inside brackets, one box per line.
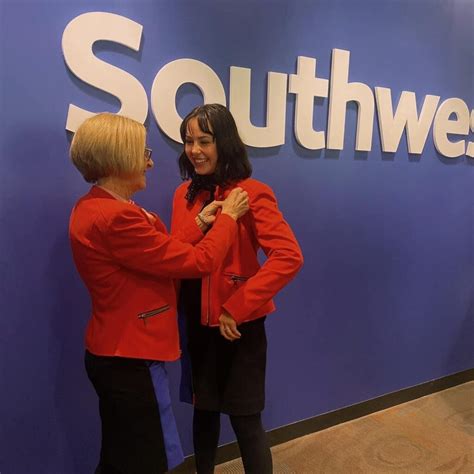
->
[225, 273, 250, 283]
[138, 304, 170, 320]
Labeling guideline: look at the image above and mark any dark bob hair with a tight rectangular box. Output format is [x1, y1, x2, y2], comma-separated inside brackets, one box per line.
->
[178, 104, 252, 185]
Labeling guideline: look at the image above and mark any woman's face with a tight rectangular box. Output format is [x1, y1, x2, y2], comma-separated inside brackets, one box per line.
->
[128, 146, 154, 192]
[184, 118, 218, 175]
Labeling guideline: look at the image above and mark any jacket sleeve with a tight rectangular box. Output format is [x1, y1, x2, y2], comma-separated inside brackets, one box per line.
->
[101, 205, 237, 279]
[170, 185, 205, 245]
[222, 183, 304, 323]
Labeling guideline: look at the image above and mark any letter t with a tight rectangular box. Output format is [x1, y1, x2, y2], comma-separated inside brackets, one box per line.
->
[289, 56, 329, 150]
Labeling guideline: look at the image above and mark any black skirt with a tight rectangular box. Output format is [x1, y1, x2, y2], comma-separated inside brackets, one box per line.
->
[180, 279, 267, 416]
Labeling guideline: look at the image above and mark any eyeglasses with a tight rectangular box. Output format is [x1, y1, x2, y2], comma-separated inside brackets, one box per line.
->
[144, 147, 153, 161]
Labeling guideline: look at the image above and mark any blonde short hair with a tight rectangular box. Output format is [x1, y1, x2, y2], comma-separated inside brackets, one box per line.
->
[70, 113, 146, 183]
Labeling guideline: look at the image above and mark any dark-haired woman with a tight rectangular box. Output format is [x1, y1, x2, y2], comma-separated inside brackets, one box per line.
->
[171, 104, 303, 473]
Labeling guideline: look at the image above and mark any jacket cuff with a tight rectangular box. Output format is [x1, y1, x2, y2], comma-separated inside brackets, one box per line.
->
[222, 301, 246, 324]
[188, 219, 205, 244]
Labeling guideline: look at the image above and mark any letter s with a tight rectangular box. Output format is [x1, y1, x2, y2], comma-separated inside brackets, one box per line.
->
[62, 12, 148, 132]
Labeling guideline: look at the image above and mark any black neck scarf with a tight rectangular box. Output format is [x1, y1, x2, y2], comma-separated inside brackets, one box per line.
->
[185, 173, 218, 204]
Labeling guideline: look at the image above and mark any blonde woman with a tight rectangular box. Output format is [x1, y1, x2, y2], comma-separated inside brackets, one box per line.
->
[69, 113, 248, 474]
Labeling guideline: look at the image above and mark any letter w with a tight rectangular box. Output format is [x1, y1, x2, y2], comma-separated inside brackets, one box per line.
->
[375, 88, 440, 154]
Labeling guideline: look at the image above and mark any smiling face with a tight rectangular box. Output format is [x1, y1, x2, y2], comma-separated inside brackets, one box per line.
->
[184, 117, 218, 175]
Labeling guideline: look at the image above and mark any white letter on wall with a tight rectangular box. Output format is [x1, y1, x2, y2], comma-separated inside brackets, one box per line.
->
[288, 56, 329, 150]
[62, 12, 148, 132]
[433, 98, 470, 158]
[151, 59, 226, 143]
[375, 88, 440, 154]
[466, 109, 474, 158]
[327, 49, 374, 151]
[229, 67, 287, 147]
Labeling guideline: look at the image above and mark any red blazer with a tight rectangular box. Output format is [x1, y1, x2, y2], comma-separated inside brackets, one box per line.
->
[171, 178, 303, 326]
[69, 186, 237, 361]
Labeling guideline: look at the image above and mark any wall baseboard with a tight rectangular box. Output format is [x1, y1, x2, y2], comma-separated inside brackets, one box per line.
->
[171, 368, 474, 473]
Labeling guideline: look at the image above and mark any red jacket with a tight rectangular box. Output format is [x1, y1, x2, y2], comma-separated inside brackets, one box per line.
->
[69, 186, 237, 361]
[171, 178, 303, 326]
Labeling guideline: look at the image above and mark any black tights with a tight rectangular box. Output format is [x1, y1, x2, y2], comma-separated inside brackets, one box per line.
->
[193, 409, 273, 474]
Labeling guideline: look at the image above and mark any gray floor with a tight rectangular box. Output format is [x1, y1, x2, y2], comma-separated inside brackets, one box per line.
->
[215, 381, 474, 473]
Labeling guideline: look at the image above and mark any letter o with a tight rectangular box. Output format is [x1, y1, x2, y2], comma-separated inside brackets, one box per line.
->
[151, 59, 226, 143]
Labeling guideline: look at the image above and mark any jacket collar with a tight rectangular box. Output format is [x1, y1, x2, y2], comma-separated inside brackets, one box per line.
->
[88, 185, 117, 200]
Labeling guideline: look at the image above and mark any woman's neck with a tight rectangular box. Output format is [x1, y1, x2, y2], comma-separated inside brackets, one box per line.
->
[96, 177, 133, 202]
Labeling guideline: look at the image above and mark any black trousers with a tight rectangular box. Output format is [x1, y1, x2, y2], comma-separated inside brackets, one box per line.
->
[85, 351, 182, 474]
[193, 409, 273, 474]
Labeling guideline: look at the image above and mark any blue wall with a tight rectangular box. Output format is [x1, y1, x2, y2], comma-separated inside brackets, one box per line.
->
[0, 1, 473, 472]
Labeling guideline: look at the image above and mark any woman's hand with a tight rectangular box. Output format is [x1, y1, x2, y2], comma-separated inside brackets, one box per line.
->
[219, 311, 241, 341]
[196, 201, 223, 229]
[220, 188, 249, 221]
